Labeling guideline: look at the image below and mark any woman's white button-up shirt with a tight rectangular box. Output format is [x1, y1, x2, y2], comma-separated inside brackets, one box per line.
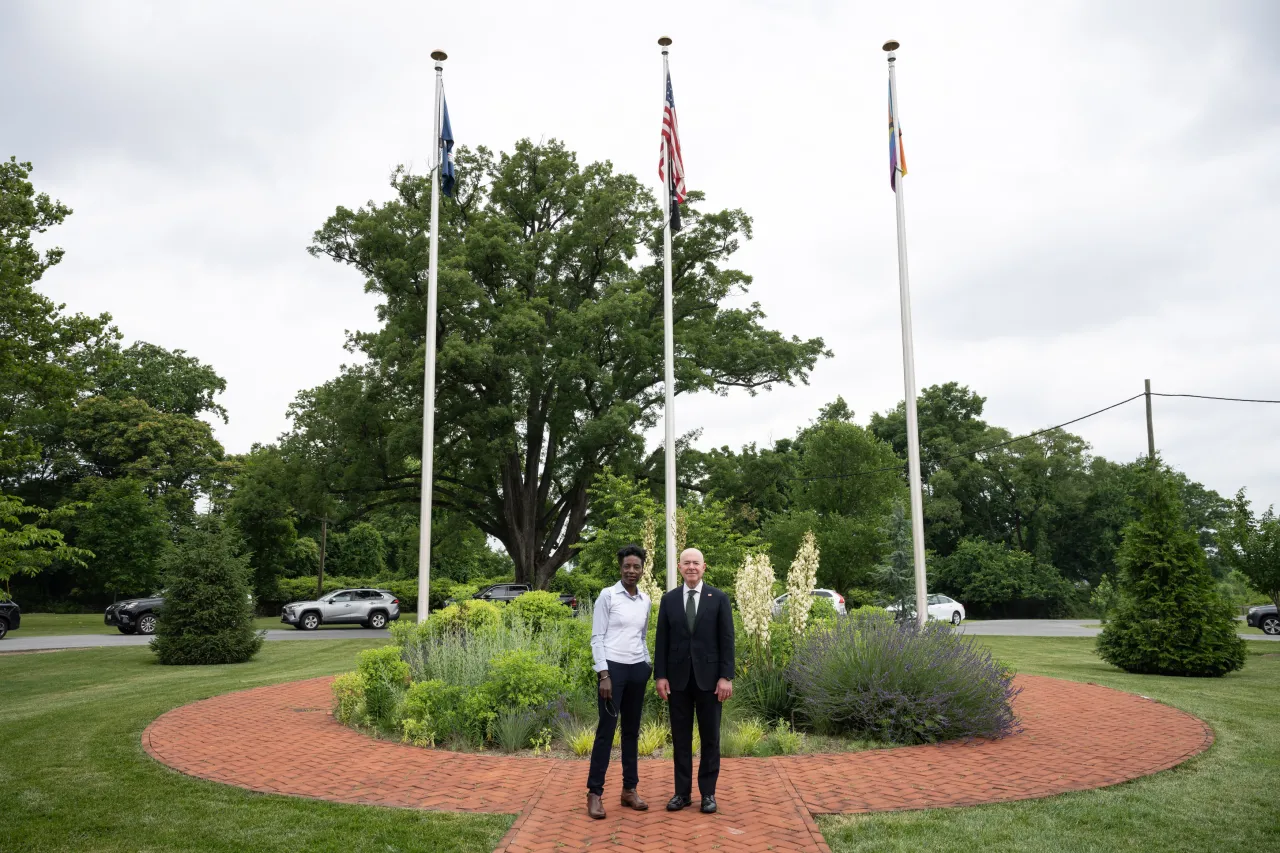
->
[590, 581, 652, 672]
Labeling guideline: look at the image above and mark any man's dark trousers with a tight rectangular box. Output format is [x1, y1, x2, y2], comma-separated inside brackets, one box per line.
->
[653, 584, 735, 799]
[586, 660, 650, 795]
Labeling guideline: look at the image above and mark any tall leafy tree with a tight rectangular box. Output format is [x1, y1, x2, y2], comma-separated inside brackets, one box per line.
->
[1222, 488, 1280, 611]
[226, 445, 298, 598]
[0, 494, 90, 599]
[1, 157, 118, 483]
[96, 341, 228, 422]
[69, 477, 170, 598]
[295, 141, 827, 587]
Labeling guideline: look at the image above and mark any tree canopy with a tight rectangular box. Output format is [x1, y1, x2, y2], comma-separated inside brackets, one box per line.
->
[291, 140, 827, 587]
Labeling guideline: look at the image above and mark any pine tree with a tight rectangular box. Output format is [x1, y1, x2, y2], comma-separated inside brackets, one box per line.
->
[874, 501, 915, 619]
[151, 517, 264, 665]
[1096, 461, 1245, 677]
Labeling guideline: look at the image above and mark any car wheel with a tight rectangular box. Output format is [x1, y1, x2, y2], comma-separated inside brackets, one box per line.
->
[137, 614, 158, 635]
[300, 612, 320, 631]
[0, 618, 7, 639]
[951, 611, 962, 625]
[367, 611, 388, 629]
[1262, 615, 1280, 636]
[117, 626, 137, 635]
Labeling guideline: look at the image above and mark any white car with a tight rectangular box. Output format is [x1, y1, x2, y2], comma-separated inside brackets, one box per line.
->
[885, 594, 966, 625]
[772, 589, 847, 618]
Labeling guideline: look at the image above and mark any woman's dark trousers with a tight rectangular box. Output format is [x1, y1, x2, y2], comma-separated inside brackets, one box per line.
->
[586, 660, 651, 795]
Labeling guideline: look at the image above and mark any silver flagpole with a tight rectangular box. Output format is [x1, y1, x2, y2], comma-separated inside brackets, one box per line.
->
[417, 49, 447, 623]
[884, 40, 929, 628]
[659, 36, 678, 591]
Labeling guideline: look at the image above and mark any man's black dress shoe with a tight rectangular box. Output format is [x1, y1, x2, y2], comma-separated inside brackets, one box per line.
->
[666, 794, 692, 812]
[701, 795, 717, 814]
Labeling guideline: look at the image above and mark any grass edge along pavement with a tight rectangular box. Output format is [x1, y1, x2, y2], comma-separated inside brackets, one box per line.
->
[819, 637, 1279, 853]
[0, 639, 511, 853]
[1, 637, 1276, 853]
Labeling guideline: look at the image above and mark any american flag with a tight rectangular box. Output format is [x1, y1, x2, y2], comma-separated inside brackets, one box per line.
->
[658, 71, 685, 230]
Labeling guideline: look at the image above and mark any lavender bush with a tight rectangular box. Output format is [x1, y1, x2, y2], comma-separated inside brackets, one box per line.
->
[786, 614, 1020, 744]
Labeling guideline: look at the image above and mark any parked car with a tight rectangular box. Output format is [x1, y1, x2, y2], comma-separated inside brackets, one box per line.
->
[771, 589, 847, 618]
[452, 583, 578, 611]
[1247, 603, 1279, 635]
[105, 594, 165, 635]
[106, 590, 256, 635]
[0, 599, 20, 639]
[885, 594, 966, 625]
[281, 588, 402, 630]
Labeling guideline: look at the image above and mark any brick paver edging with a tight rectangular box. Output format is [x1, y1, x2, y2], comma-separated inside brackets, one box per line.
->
[142, 675, 1212, 853]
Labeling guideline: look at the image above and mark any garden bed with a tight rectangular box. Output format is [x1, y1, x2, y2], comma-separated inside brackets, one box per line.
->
[331, 594, 1019, 759]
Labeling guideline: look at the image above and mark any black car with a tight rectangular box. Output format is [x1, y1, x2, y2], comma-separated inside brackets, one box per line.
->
[0, 600, 20, 639]
[105, 595, 165, 635]
[1246, 603, 1279, 636]
[455, 583, 578, 611]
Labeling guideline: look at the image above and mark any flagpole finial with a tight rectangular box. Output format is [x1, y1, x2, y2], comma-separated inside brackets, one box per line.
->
[882, 39, 899, 52]
[658, 36, 672, 49]
[431, 50, 448, 62]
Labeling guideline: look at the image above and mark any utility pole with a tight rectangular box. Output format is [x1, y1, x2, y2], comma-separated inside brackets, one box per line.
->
[317, 517, 329, 599]
[1145, 379, 1155, 460]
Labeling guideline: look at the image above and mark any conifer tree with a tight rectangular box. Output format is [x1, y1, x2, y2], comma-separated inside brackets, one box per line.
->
[1096, 461, 1245, 677]
[151, 517, 264, 665]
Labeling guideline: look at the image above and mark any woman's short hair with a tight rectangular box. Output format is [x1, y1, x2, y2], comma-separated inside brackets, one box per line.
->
[617, 544, 647, 565]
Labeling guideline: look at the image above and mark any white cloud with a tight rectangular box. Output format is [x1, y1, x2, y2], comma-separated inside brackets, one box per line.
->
[5, 0, 1278, 508]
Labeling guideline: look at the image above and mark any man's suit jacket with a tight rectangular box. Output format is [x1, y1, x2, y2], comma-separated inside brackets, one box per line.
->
[654, 583, 735, 692]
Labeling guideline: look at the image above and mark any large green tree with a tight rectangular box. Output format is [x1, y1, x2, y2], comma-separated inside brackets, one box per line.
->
[294, 141, 827, 587]
[1, 157, 118, 483]
[1222, 488, 1280, 611]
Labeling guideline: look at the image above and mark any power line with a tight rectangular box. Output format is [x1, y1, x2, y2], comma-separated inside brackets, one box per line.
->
[1152, 392, 1280, 404]
[786, 392, 1146, 483]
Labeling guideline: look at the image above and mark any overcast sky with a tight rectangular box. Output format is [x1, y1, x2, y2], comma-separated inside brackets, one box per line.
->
[5, 0, 1278, 510]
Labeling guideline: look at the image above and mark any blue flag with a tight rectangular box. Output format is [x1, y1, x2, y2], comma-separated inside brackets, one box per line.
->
[440, 94, 456, 197]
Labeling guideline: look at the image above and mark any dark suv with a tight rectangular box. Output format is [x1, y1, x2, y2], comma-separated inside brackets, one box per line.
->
[104, 594, 165, 635]
[0, 600, 20, 639]
[1247, 603, 1279, 636]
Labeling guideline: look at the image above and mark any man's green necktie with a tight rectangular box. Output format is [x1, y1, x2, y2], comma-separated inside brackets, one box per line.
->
[686, 589, 697, 633]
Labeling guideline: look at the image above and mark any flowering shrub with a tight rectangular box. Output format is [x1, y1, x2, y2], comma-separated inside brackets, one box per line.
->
[483, 649, 566, 711]
[786, 613, 1019, 744]
[503, 590, 573, 632]
[427, 599, 503, 637]
[736, 552, 776, 648]
[331, 671, 366, 725]
[786, 531, 820, 637]
[357, 646, 410, 686]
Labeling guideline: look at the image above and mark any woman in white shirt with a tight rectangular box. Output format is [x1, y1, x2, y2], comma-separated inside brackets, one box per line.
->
[585, 544, 653, 820]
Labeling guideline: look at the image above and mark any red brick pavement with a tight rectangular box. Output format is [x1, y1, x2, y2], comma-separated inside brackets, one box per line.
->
[142, 675, 1212, 853]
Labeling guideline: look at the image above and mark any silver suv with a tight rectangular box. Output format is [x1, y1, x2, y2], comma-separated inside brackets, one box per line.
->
[281, 588, 401, 630]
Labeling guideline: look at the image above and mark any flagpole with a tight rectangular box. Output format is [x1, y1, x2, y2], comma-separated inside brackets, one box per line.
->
[417, 49, 446, 623]
[659, 36, 678, 591]
[884, 40, 929, 628]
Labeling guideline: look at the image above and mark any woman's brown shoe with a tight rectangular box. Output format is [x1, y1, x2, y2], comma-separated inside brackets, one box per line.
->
[587, 793, 606, 820]
[621, 788, 649, 811]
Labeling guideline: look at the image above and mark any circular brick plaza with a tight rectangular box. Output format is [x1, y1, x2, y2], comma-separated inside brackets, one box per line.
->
[143, 675, 1212, 853]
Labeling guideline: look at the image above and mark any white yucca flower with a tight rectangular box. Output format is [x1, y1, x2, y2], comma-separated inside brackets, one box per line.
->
[735, 552, 775, 647]
[638, 517, 663, 602]
[786, 530, 821, 636]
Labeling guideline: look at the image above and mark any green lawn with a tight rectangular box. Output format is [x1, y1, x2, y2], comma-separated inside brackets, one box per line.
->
[3, 636, 1276, 853]
[13, 612, 418, 637]
[0, 640, 510, 853]
[820, 637, 1280, 853]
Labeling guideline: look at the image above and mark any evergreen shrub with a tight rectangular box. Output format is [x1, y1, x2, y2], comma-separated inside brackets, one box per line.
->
[150, 519, 264, 665]
[1096, 463, 1247, 677]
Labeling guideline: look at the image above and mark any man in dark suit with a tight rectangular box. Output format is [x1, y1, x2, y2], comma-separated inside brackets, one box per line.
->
[654, 547, 735, 814]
